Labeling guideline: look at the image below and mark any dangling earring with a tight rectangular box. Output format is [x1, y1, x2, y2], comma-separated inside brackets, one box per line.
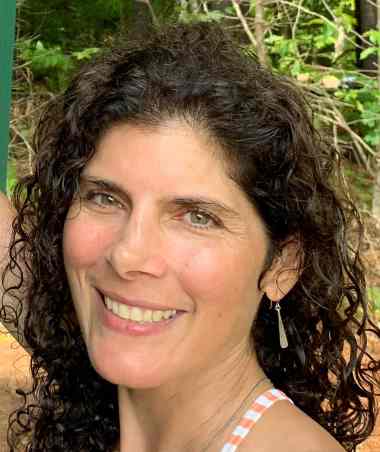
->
[274, 303, 288, 349]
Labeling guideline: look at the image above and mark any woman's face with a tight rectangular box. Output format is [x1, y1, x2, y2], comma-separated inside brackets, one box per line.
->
[63, 121, 274, 389]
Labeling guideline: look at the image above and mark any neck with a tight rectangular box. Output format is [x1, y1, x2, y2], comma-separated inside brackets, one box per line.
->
[117, 352, 270, 452]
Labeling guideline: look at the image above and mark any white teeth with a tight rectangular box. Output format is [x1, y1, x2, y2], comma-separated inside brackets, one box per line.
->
[152, 310, 164, 321]
[104, 296, 176, 323]
[131, 307, 143, 322]
[119, 303, 130, 319]
[143, 310, 153, 322]
[112, 300, 119, 315]
[163, 310, 172, 320]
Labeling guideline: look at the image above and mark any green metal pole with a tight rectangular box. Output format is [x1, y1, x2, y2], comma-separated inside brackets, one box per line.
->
[0, 0, 16, 193]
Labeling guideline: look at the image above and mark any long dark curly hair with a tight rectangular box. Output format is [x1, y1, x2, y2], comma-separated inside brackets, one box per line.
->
[2, 22, 379, 452]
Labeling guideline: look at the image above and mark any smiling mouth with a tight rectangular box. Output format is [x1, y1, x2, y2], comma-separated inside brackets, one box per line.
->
[103, 296, 178, 324]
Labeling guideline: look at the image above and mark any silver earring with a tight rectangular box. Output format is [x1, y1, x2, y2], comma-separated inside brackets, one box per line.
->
[274, 303, 288, 349]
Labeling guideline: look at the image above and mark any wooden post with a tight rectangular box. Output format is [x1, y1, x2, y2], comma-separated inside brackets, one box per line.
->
[0, 0, 16, 193]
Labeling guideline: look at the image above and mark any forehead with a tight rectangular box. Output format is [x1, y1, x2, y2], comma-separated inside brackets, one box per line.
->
[82, 121, 266, 235]
[85, 121, 235, 195]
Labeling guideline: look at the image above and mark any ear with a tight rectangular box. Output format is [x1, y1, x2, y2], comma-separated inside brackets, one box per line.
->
[260, 239, 302, 302]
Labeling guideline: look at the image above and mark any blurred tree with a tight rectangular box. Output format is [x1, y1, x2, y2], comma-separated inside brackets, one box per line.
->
[18, 0, 120, 48]
[120, 0, 176, 34]
[254, 0, 268, 66]
[355, 0, 378, 75]
[120, 0, 154, 36]
[370, 0, 380, 217]
[12, 0, 380, 215]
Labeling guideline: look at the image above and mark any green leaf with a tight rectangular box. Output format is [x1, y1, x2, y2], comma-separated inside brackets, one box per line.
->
[36, 40, 45, 51]
[290, 60, 302, 77]
[364, 131, 380, 146]
[368, 288, 380, 312]
[364, 30, 380, 45]
[72, 48, 100, 61]
[305, 18, 324, 26]
[360, 47, 378, 60]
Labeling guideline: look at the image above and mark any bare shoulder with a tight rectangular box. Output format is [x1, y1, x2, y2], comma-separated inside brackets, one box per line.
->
[0, 192, 29, 346]
[241, 399, 345, 452]
[281, 402, 345, 452]
[0, 191, 14, 226]
[0, 192, 15, 265]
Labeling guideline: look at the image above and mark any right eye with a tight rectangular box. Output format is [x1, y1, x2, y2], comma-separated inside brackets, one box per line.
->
[82, 191, 123, 209]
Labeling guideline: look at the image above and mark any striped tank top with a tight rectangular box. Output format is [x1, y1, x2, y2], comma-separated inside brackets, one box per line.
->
[220, 388, 293, 452]
[113, 388, 292, 451]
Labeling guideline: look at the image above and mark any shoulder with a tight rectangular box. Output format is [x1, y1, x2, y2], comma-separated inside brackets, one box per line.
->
[240, 397, 345, 452]
[279, 402, 345, 452]
[0, 192, 14, 268]
[0, 192, 14, 233]
[0, 192, 29, 346]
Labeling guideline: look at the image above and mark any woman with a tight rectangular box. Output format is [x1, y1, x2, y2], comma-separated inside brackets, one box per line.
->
[1, 22, 379, 452]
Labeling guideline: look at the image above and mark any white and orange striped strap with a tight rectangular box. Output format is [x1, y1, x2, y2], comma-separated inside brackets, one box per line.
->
[220, 388, 293, 452]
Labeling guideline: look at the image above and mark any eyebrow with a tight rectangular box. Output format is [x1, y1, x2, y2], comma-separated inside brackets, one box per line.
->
[80, 176, 130, 202]
[80, 175, 242, 220]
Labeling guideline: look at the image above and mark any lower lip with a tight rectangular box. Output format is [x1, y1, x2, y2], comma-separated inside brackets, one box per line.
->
[98, 296, 185, 336]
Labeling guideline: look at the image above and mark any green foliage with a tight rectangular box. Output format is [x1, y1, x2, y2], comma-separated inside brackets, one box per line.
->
[19, 0, 120, 49]
[178, 8, 225, 24]
[336, 78, 380, 147]
[368, 287, 380, 315]
[177, 1, 225, 24]
[14, 0, 380, 167]
[18, 39, 99, 91]
[265, 35, 302, 75]
[313, 22, 337, 51]
[259, 1, 380, 152]
[18, 39, 74, 91]
[6, 159, 16, 196]
[344, 163, 374, 210]
[365, 29, 380, 46]
[360, 30, 380, 63]
[72, 48, 101, 61]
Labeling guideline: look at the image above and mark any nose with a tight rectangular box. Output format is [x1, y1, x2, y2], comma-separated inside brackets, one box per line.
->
[107, 211, 168, 280]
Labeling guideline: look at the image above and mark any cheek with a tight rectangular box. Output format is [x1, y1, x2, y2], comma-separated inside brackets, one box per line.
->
[63, 213, 112, 269]
[174, 241, 265, 349]
[175, 241, 259, 307]
[62, 212, 116, 336]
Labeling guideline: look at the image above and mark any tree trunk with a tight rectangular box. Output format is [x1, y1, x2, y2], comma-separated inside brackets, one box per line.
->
[254, 0, 268, 66]
[120, 0, 154, 37]
[355, 0, 378, 75]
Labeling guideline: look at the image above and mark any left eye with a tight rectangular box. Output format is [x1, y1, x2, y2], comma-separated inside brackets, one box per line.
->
[184, 211, 215, 228]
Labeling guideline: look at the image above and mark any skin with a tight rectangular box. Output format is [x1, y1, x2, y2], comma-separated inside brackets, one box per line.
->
[61, 120, 341, 452]
[0, 192, 26, 344]
[0, 192, 13, 268]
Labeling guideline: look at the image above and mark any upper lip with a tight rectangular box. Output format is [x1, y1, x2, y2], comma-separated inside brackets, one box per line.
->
[99, 289, 185, 312]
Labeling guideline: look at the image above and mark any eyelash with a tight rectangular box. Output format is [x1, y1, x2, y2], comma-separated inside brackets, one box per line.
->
[182, 209, 222, 230]
[82, 190, 122, 209]
[81, 189, 222, 230]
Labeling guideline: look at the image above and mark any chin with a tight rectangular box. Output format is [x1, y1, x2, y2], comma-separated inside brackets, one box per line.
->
[87, 345, 169, 389]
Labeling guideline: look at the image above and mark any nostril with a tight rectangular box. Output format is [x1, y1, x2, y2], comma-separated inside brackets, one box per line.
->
[107, 244, 168, 280]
